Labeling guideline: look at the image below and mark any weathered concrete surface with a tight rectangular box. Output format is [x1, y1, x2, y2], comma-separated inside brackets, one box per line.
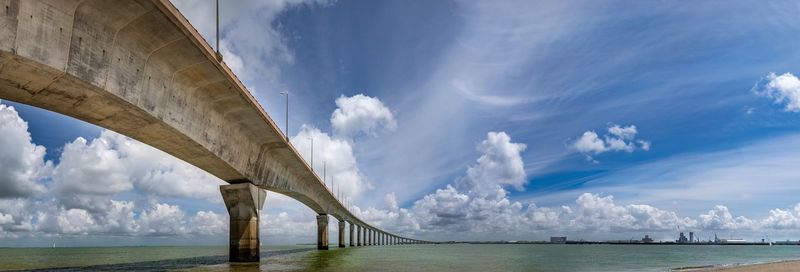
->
[338, 220, 345, 248]
[316, 214, 329, 250]
[357, 225, 362, 246]
[220, 183, 266, 262]
[349, 222, 355, 247]
[0, 0, 429, 253]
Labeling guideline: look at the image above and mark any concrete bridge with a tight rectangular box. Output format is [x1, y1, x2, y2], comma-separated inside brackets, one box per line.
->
[0, 0, 431, 262]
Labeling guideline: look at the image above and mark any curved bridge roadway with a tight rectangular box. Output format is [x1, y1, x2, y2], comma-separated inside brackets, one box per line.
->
[0, 0, 431, 262]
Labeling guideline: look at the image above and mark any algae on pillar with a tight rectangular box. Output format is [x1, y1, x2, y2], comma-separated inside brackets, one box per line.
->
[338, 220, 346, 248]
[357, 225, 362, 246]
[369, 229, 374, 245]
[220, 183, 266, 263]
[316, 215, 329, 250]
[349, 222, 355, 247]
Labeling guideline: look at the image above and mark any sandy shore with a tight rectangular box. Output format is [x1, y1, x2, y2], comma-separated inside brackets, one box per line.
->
[674, 260, 800, 272]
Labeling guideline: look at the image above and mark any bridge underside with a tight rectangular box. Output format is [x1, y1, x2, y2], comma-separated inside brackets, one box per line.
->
[0, 0, 427, 262]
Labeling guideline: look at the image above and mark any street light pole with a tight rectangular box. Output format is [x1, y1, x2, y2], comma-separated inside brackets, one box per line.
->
[280, 91, 289, 141]
[308, 137, 314, 170]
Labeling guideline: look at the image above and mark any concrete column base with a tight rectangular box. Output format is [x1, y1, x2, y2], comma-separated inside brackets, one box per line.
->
[317, 214, 329, 250]
[357, 225, 362, 246]
[349, 222, 355, 247]
[220, 183, 266, 263]
[338, 220, 346, 248]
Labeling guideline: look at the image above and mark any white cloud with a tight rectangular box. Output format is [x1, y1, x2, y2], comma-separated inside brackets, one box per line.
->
[52, 135, 132, 210]
[138, 203, 187, 236]
[331, 94, 397, 138]
[52, 130, 224, 209]
[572, 124, 650, 160]
[291, 125, 368, 199]
[755, 72, 800, 112]
[409, 132, 528, 233]
[466, 131, 528, 190]
[761, 204, 800, 230]
[190, 211, 227, 235]
[698, 205, 756, 230]
[0, 213, 14, 225]
[0, 101, 50, 198]
[261, 211, 316, 238]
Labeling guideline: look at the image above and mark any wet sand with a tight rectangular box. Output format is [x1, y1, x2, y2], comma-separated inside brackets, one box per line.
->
[676, 260, 800, 272]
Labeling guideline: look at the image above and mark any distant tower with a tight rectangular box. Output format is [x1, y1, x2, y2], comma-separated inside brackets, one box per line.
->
[689, 232, 694, 243]
[678, 232, 688, 243]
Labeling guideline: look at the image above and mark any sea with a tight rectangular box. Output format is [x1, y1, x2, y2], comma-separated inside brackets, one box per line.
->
[1, 244, 800, 271]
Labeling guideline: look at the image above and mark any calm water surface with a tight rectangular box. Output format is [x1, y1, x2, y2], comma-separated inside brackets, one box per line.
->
[1, 244, 800, 271]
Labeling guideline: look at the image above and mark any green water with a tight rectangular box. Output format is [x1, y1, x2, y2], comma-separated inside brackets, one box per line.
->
[1, 244, 799, 271]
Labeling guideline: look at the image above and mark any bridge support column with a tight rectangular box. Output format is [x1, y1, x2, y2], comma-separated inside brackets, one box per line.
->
[220, 183, 266, 263]
[368, 229, 372, 245]
[338, 220, 346, 248]
[357, 225, 362, 246]
[317, 215, 329, 250]
[349, 222, 355, 247]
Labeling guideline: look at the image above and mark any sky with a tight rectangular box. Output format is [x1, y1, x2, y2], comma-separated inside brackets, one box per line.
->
[3, 0, 800, 246]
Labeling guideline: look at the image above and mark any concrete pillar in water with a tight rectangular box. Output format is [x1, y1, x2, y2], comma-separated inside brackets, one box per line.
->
[349, 222, 355, 247]
[338, 220, 346, 248]
[356, 225, 362, 246]
[369, 229, 373, 245]
[317, 214, 329, 250]
[220, 183, 266, 263]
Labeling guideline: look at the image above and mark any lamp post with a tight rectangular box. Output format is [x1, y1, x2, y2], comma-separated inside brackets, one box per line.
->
[308, 137, 314, 171]
[280, 91, 289, 141]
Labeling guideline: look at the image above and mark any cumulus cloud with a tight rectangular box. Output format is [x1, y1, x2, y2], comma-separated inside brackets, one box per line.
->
[291, 125, 368, 199]
[572, 124, 650, 161]
[465, 132, 527, 190]
[138, 203, 187, 236]
[698, 205, 757, 231]
[288, 94, 397, 200]
[331, 94, 397, 138]
[0, 101, 50, 198]
[754, 72, 800, 112]
[52, 130, 224, 210]
[52, 135, 133, 210]
[408, 132, 528, 233]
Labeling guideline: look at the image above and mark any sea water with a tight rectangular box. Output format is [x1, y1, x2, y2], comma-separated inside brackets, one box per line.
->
[1, 244, 800, 271]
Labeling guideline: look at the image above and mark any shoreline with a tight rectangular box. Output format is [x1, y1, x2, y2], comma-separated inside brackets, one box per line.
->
[673, 260, 800, 271]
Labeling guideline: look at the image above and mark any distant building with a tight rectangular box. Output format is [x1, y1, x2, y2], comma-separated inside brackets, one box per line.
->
[642, 235, 654, 243]
[550, 237, 567, 243]
[677, 232, 688, 243]
[689, 232, 694, 243]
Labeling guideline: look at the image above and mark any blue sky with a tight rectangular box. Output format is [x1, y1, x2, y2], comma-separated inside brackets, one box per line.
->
[3, 0, 800, 245]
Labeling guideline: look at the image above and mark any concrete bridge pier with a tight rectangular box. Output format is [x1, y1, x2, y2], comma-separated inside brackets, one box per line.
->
[369, 229, 373, 245]
[338, 220, 346, 248]
[317, 215, 329, 250]
[220, 183, 267, 262]
[357, 225, 362, 246]
[349, 222, 355, 247]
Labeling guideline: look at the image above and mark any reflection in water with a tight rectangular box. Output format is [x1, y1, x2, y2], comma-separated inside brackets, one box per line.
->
[306, 247, 351, 271]
[20, 255, 229, 271]
[8, 244, 797, 272]
[15, 248, 317, 272]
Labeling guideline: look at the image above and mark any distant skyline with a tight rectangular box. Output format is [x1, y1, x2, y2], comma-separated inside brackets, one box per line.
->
[4, 0, 800, 246]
